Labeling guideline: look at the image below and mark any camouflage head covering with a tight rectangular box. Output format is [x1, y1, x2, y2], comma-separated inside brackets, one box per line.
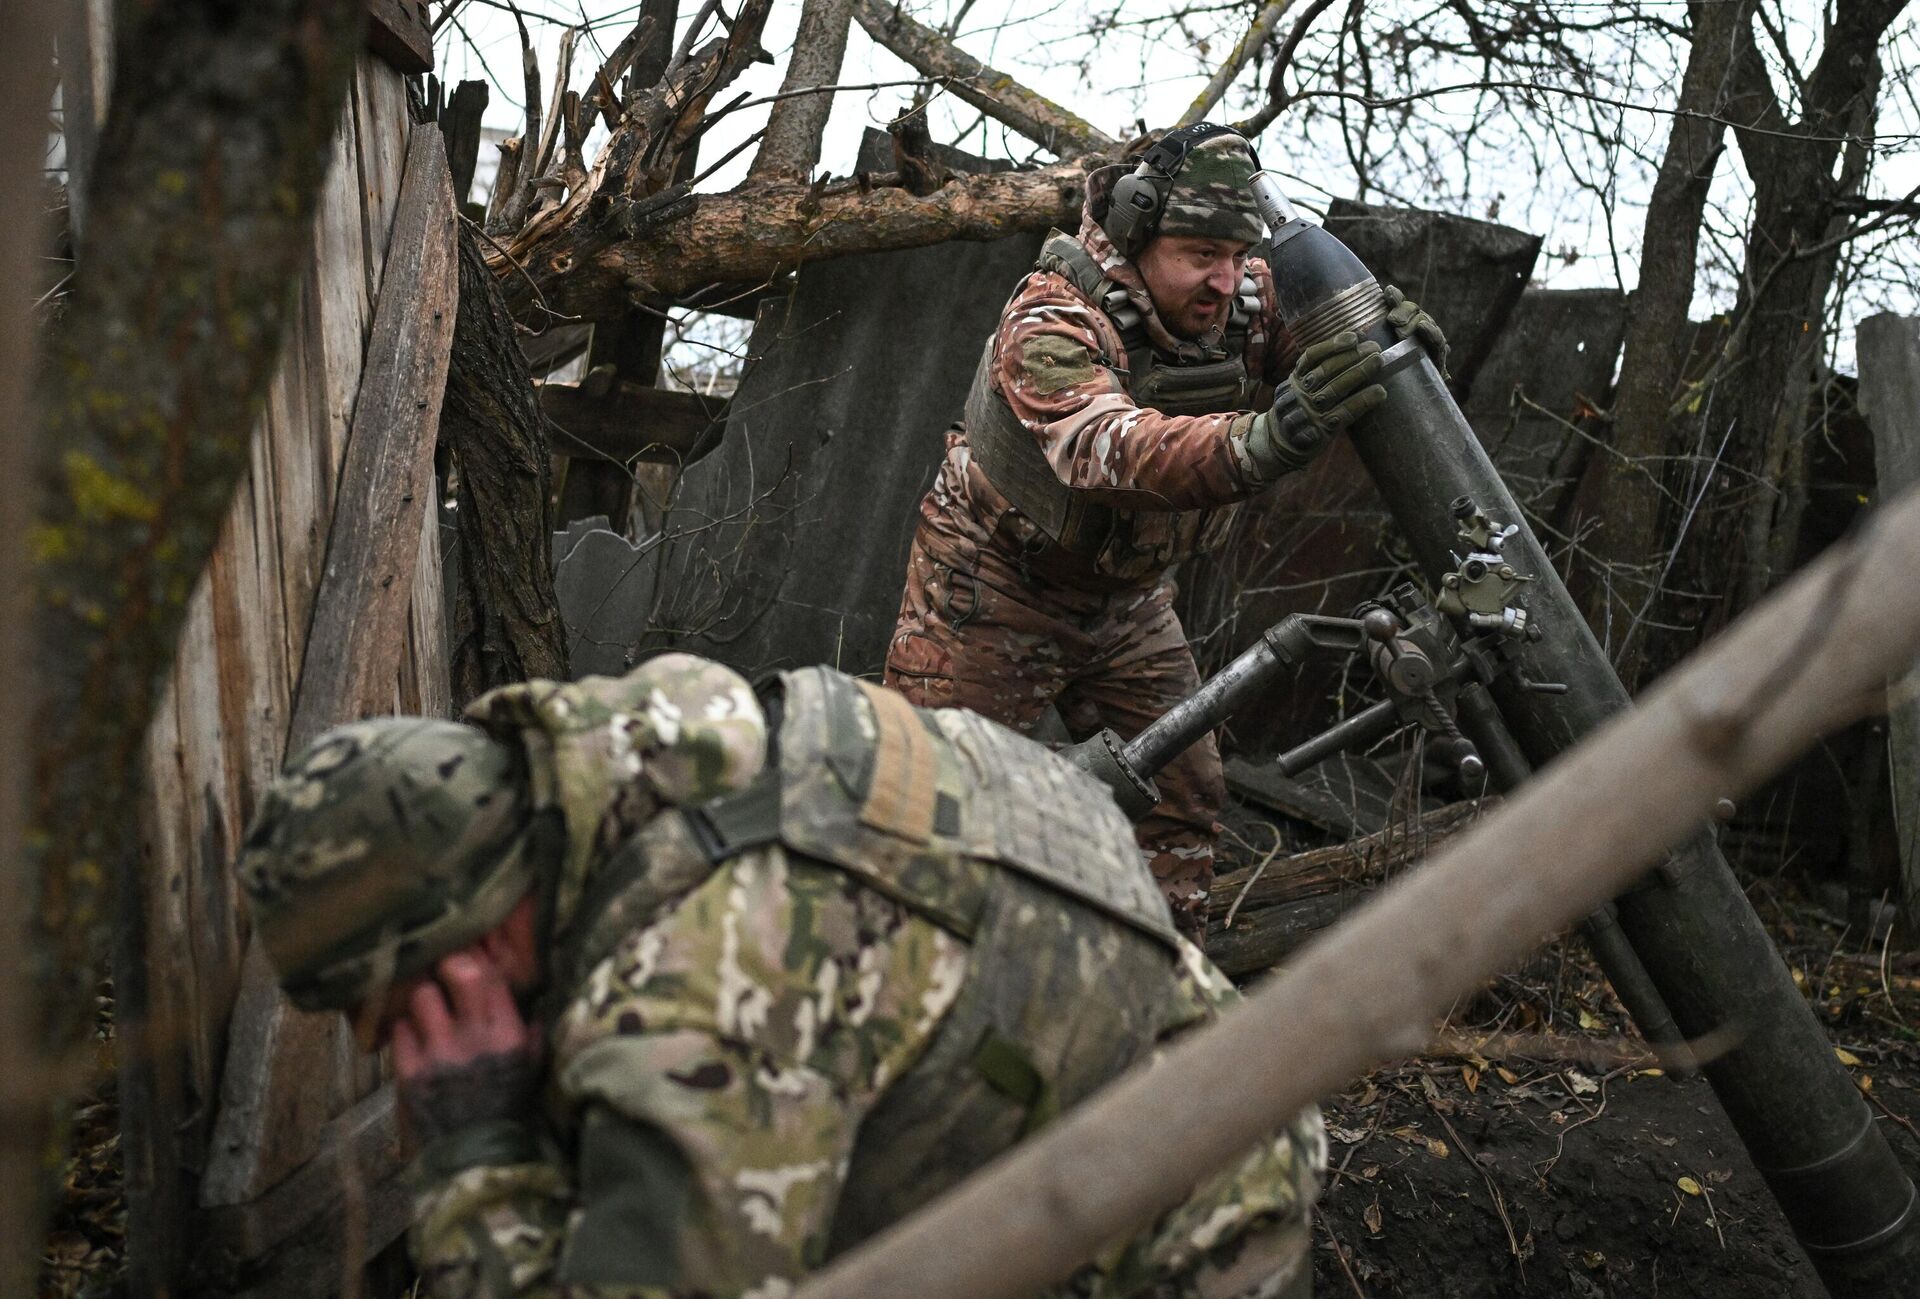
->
[1157, 128, 1262, 244]
[239, 656, 770, 1016]
[237, 718, 538, 1013]
[464, 652, 768, 940]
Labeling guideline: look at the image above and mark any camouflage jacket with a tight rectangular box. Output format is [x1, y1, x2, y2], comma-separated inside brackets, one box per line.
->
[408, 663, 1325, 1298]
[916, 214, 1299, 593]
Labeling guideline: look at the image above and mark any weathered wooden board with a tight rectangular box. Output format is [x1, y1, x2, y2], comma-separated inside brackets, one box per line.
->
[204, 123, 457, 1208]
[124, 46, 452, 1296]
[540, 376, 727, 463]
[1857, 312, 1920, 910]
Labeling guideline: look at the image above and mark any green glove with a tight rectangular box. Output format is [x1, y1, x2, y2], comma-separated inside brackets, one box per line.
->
[1245, 332, 1386, 478]
[1383, 284, 1449, 379]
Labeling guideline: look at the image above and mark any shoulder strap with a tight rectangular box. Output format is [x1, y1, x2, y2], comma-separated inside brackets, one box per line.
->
[1034, 230, 1149, 379]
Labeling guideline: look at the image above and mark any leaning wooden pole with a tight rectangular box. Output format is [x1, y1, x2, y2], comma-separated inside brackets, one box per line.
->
[796, 480, 1920, 1299]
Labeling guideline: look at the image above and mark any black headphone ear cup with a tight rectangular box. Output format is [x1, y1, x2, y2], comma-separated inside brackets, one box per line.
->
[1104, 170, 1164, 257]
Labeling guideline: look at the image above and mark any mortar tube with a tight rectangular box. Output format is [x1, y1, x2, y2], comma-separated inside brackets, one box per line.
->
[1262, 215, 1920, 1292]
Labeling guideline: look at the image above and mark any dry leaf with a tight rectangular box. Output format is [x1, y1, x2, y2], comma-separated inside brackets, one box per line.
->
[1577, 1008, 1603, 1031]
[1364, 1200, 1384, 1235]
[1360, 1165, 1379, 1179]
[1677, 1176, 1703, 1196]
[1706, 1169, 1732, 1184]
[1567, 1070, 1600, 1096]
[1496, 1066, 1521, 1085]
[1835, 1047, 1863, 1067]
[1581, 1250, 1607, 1270]
[1468, 1051, 1490, 1070]
[1426, 1137, 1450, 1159]
[1328, 1125, 1369, 1145]
[1462, 1066, 1480, 1093]
[1860, 1074, 1874, 1093]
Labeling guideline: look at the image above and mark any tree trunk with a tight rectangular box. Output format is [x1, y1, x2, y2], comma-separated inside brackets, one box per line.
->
[1581, 0, 1755, 687]
[1640, 0, 1909, 679]
[30, 0, 367, 1032]
[3, 9, 61, 1294]
[753, 0, 856, 180]
[443, 221, 570, 704]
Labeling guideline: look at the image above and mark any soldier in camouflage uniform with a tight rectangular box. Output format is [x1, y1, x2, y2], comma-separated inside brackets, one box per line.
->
[238, 652, 1328, 1298]
[886, 123, 1446, 940]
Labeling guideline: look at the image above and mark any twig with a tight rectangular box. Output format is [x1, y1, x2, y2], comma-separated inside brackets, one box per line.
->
[463, 213, 577, 332]
[1176, 0, 1297, 129]
[1316, 1217, 1369, 1298]
[1425, 1096, 1524, 1278]
[1222, 824, 1285, 931]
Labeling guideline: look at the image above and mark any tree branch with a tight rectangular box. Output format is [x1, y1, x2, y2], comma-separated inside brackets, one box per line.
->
[1176, 0, 1298, 128]
[852, 0, 1118, 158]
[752, 0, 855, 180]
[493, 159, 1087, 324]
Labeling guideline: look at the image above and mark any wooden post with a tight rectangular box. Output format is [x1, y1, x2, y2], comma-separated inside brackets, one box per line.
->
[1857, 312, 1920, 917]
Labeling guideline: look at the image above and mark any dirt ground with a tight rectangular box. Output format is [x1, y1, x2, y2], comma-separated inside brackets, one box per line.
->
[1294, 887, 1920, 1298]
[41, 852, 1920, 1299]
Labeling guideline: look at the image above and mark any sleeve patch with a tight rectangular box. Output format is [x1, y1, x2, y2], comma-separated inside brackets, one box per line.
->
[1019, 334, 1102, 395]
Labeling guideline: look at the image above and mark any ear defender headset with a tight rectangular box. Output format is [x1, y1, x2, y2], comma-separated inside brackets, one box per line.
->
[1099, 122, 1261, 259]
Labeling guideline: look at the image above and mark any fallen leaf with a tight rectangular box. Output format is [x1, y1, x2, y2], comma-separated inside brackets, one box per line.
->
[1364, 1200, 1384, 1235]
[1360, 1165, 1379, 1179]
[1426, 1137, 1450, 1159]
[1567, 1070, 1600, 1096]
[1792, 967, 1807, 986]
[1706, 1169, 1732, 1184]
[1581, 1250, 1607, 1270]
[1468, 1051, 1490, 1070]
[1496, 1066, 1521, 1085]
[1328, 1125, 1369, 1145]
[1389, 1125, 1423, 1142]
[1637, 1067, 1664, 1078]
[1653, 1135, 1678, 1147]
[1860, 1074, 1874, 1093]
[1835, 1047, 1863, 1067]
[1678, 1176, 1703, 1196]
[1578, 1008, 1604, 1031]
[1462, 1066, 1480, 1093]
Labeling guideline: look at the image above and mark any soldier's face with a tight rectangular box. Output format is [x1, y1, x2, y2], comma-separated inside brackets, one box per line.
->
[1136, 235, 1251, 339]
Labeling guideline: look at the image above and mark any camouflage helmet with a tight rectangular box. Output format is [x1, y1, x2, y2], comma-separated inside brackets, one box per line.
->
[236, 717, 539, 1013]
[1157, 128, 1262, 244]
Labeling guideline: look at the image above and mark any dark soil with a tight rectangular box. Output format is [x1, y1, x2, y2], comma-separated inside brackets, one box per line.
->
[1284, 875, 1920, 1298]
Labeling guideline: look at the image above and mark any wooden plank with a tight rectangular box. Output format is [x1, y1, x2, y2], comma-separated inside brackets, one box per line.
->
[310, 74, 375, 494]
[354, 55, 409, 316]
[365, 0, 433, 74]
[289, 125, 457, 751]
[540, 376, 728, 464]
[1857, 312, 1920, 911]
[202, 124, 458, 1207]
[407, 477, 451, 720]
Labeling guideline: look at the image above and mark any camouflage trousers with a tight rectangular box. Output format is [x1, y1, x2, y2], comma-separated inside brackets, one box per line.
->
[412, 848, 1320, 1298]
[884, 537, 1225, 940]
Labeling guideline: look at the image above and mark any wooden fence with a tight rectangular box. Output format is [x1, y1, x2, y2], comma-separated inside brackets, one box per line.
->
[118, 7, 450, 1294]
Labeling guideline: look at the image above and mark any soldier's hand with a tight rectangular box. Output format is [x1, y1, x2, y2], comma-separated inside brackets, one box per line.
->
[1383, 284, 1449, 379]
[392, 951, 542, 1146]
[1244, 332, 1385, 479]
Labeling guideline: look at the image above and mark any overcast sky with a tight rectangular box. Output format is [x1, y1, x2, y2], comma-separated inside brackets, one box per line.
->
[434, 0, 1920, 370]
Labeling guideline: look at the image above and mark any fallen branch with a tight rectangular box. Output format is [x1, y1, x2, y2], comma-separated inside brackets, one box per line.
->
[492, 159, 1088, 322]
[852, 0, 1117, 157]
[793, 476, 1920, 1299]
[1206, 799, 1487, 978]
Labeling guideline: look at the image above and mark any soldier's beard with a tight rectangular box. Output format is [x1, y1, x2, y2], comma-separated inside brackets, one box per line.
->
[1164, 290, 1228, 340]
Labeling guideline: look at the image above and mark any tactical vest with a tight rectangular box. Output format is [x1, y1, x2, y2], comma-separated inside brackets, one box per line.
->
[965, 229, 1260, 575]
[549, 667, 1216, 1253]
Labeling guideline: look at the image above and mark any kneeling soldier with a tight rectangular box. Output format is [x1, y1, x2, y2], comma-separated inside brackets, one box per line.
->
[238, 653, 1326, 1298]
